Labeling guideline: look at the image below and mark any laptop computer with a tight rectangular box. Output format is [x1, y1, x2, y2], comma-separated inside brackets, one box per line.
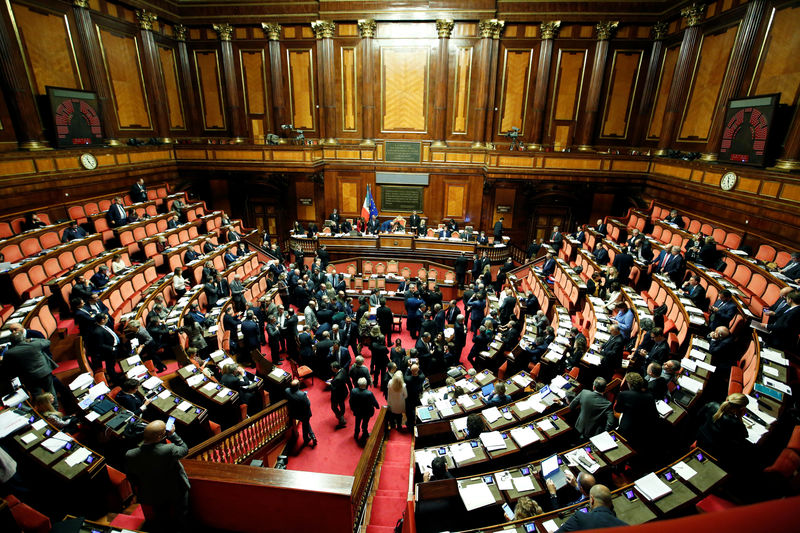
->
[541, 454, 568, 490]
[481, 383, 495, 397]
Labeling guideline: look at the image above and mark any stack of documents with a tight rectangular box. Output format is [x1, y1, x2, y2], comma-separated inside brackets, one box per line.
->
[655, 400, 674, 418]
[479, 431, 507, 451]
[510, 425, 540, 447]
[677, 375, 703, 394]
[141, 376, 162, 390]
[458, 481, 496, 511]
[450, 441, 475, 463]
[634, 472, 672, 501]
[69, 373, 94, 391]
[483, 407, 502, 424]
[435, 399, 454, 417]
[589, 431, 618, 452]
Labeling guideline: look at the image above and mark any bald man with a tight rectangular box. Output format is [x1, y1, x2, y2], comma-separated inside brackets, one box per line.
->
[125, 420, 190, 532]
[555, 484, 627, 532]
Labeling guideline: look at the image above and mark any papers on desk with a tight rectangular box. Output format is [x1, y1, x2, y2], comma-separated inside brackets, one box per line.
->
[457, 394, 476, 409]
[680, 358, 698, 372]
[450, 441, 476, 463]
[65, 446, 91, 467]
[745, 420, 769, 444]
[142, 376, 162, 390]
[512, 373, 533, 388]
[634, 472, 672, 501]
[479, 431, 507, 451]
[126, 354, 142, 366]
[761, 348, 789, 366]
[176, 401, 192, 412]
[565, 448, 600, 473]
[536, 419, 556, 432]
[745, 395, 776, 425]
[158, 389, 172, 400]
[689, 315, 706, 325]
[218, 387, 232, 398]
[69, 373, 94, 391]
[672, 461, 697, 481]
[88, 382, 110, 400]
[21, 432, 38, 444]
[435, 400, 454, 417]
[589, 431, 618, 452]
[763, 377, 792, 396]
[85, 411, 101, 422]
[2, 389, 29, 407]
[495, 470, 514, 490]
[453, 416, 469, 431]
[126, 365, 148, 379]
[762, 364, 779, 378]
[202, 382, 217, 392]
[689, 348, 709, 361]
[417, 408, 432, 422]
[510, 425, 540, 447]
[415, 449, 436, 471]
[518, 397, 547, 414]
[693, 338, 710, 350]
[41, 431, 73, 453]
[655, 400, 673, 418]
[512, 475, 535, 492]
[31, 419, 46, 431]
[483, 407, 502, 424]
[269, 368, 288, 380]
[695, 360, 716, 373]
[458, 481, 496, 511]
[677, 375, 703, 394]
[187, 374, 205, 387]
[584, 353, 603, 366]
[541, 519, 560, 533]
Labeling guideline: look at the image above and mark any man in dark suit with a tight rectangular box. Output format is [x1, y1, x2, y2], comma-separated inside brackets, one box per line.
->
[221, 363, 259, 413]
[641, 327, 669, 368]
[285, 380, 316, 447]
[652, 245, 684, 282]
[202, 238, 215, 254]
[764, 286, 793, 326]
[184, 247, 200, 264]
[680, 276, 708, 312]
[166, 215, 179, 229]
[266, 315, 282, 364]
[125, 421, 190, 532]
[598, 324, 625, 378]
[594, 219, 607, 236]
[240, 311, 262, 355]
[767, 290, 800, 352]
[574, 225, 586, 244]
[61, 220, 88, 242]
[87, 313, 123, 381]
[498, 287, 517, 325]
[330, 361, 349, 427]
[89, 265, 110, 289]
[612, 246, 634, 283]
[376, 299, 393, 345]
[349, 377, 380, 441]
[454, 252, 468, 288]
[555, 485, 627, 532]
[779, 252, 800, 280]
[130, 178, 148, 203]
[645, 362, 668, 399]
[593, 243, 610, 266]
[586, 272, 602, 297]
[445, 300, 459, 325]
[370, 336, 389, 389]
[106, 197, 130, 228]
[453, 315, 467, 363]
[708, 326, 736, 365]
[708, 290, 737, 330]
[550, 226, 563, 252]
[2, 323, 59, 403]
[223, 249, 238, 267]
[527, 238, 544, 259]
[541, 253, 556, 277]
[408, 211, 421, 233]
[569, 377, 615, 438]
[663, 209, 685, 229]
[493, 217, 504, 241]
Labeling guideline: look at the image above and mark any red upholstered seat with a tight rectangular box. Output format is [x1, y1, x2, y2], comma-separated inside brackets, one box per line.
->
[5, 494, 51, 533]
[696, 494, 736, 514]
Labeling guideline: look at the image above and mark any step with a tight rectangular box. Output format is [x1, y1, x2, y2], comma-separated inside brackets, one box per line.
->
[366, 526, 397, 533]
[375, 489, 406, 498]
[369, 495, 407, 528]
[377, 465, 410, 492]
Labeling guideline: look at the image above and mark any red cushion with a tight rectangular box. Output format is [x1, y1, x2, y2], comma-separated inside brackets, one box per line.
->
[6, 495, 51, 533]
[765, 449, 800, 478]
[696, 494, 736, 513]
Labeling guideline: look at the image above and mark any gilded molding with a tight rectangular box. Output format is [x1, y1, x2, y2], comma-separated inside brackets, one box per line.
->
[73, 0, 89, 8]
[540, 21, 561, 40]
[436, 19, 454, 39]
[261, 22, 282, 41]
[479, 19, 504, 39]
[652, 21, 669, 41]
[311, 20, 336, 39]
[681, 3, 706, 27]
[136, 10, 157, 32]
[358, 19, 376, 38]
[595, 21, 619, 40]
[212, 23, 233, 41]
[174, 24, 187, 41]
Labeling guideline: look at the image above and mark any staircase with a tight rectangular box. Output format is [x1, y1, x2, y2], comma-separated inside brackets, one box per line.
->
[364, 432, 413, 533]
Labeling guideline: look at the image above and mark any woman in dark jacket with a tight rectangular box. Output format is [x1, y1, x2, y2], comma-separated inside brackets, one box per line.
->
[696, 392, 749, 470]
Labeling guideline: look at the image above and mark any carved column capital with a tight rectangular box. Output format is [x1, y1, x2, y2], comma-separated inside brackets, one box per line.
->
[136, 10, 157, 31]
[595, 21, 619, 40]
[436, 19, 454, 38]
[357, 19, 376, 38]
[73, 0, 89, 8]
[540, 21, 561, 40]
[174, 24, 187, 41]
[261, 22, 282, 41]
[479, 19, 504, 39]
[212, 23, 233, 41]
[652, 21, 669, 40]
[311, 20, 336, 39]
[681, 3, 706, 27]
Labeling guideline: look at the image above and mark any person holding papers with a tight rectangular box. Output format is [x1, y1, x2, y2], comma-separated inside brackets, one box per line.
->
[696, 393, 750, 472]
[115, 379, 151, 415]
[614, 372, 660, 459]
[569, 377, 615, 438]
[547, 470, 595, 510]
[422, 456, 453, 482]
[555, 484, 627, 532]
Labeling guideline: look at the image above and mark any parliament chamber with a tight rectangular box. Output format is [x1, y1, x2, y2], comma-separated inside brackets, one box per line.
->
[0, 0, 799, 532]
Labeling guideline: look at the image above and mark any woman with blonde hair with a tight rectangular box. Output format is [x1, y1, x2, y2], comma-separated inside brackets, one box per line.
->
[512, 496, 542, 520]
[696, 392, 749, 469]
[386, 371, 407, 432]
[33, 393, 79, 433]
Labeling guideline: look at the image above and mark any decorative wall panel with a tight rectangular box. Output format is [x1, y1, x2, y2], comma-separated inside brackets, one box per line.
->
[381, 46, 430, 132]
[451, 47, 472, 135]
[498, 48, 534, 134]
[158, 46, 185, 130]
[98, 28, 151, 129]
[751, 5, 800, 106]
[340, 46, 357, 131]
[193, 50, 225, 130]
[287, 48, 315, 131]
[600, 50, 643, 139]
[647, 45, 679, 140]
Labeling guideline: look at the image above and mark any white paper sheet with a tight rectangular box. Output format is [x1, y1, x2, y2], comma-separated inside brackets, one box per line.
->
[589, 431, 618, 452]
[64, 446, 91, 467]
[158, 389, 172, 399]
[495, 471, 514, 491]
[142, 376, 162, 390]
[512, 475, 535, 492]
[542, 519, 559, 533]
[480, 431, 507, 451]
[536, 419, 556, 432]
[483, 407, 502, 424]
[85, 411, 100, 422]
[510, 425, 540, 447]
[69, 373, 94, 391]
[176, 401, 192, 412]
[21, 432, 38, 444]
[450, 442, 475, 463]
[677, 376, 703, 394]
[672, 461, 697, 480]
[634, 472, 672, 501]
[458, 482, 496, 511]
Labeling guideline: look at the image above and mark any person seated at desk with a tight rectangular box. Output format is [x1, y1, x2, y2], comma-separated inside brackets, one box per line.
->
[446, 218, 458, 233]
[611, 302, 634, 339]
[340, 218, 353, 233]
[512, 496, 543, 521]
[422, 456, 454, 482]
[366, 215, 379, 234]
[115, 379, 152, 415]
[594, 218, 607, 236]
[124, 319, 167, 373]
[61, 220, 87, 243]
[166, 214, 179, 229]
[680, 275, 708, 311]
[663, 208, 685, 228]
[645, 362, 668, 399]
[540, 253, 556, 277]
[574, 224, 587, 244]
[23, 212, 46, 231]
[292, 220, 304, 234]
[547, 470, 596, 510]
[110, 253, 127, 274]
[593, 242, 610, 266]
[695, 392, 750, 471]
[32, 393, 79, 433]
[603, 282, 623, 311]
[476, 231, 488, 244]
[485, 381, 512, 407]
[555, 485, 627, 532]
[223, 248, 238, 267]
[379, 218, 392, 232]
[766, 289, 800, 352]
[183, 247, 200, 264]
[221, 363, 260, 414]
[775, 251, 800, 281]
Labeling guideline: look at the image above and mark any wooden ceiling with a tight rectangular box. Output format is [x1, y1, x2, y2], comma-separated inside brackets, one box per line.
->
[133, 0, 696, 24]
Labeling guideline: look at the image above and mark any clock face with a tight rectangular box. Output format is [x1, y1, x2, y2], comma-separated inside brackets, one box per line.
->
[80, 153, 97, 170]
[720, 172, 737, 191]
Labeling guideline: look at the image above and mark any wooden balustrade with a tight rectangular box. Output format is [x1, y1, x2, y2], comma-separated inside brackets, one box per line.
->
[186, 400, 290, 465]
[351, 407, 388, 532]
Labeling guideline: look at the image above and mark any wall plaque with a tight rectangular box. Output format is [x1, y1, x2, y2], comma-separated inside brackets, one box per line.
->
[299, 198, 313, 205]
[381, 186, 424, 212]
[385, 141, 422, 162]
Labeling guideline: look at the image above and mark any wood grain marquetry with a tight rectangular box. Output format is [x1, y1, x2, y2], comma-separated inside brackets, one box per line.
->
[97, 29, 151, 130]
[552, 50, 587, 122]
[240, 50, 267, 116]
[287, 48, 315, 131]
[751, 5, 800, 106]
[647, 45, 680, 139]
[11, 3, 82, 95]
[157, 46, 185, 130]
[340, 47, 357, 131]
[444, 182, 466, 219]
[451, 47, 472, 135]
[679, 25, 739, 142]
[600, 50, 643, 139]
[498, 48, 534, 134]
[193, 50, 225, 130]
[339, 179, 360, 215]
[381, 47, 430, 132]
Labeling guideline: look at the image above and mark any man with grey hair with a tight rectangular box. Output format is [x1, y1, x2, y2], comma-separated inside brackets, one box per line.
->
[2, 323, 58, 405]
[349, 377, 379, 442]
[569, 376, 615, 439]
[304, 299, 319, 332]
[555, 484, 626, 531]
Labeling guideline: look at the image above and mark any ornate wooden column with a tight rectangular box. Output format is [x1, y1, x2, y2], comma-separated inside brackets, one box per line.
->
[72, 0, 121, 145]
[528, 21, 560, 150]
[702, 0, 767, 161]
[432, 19, 454, 147]
[136, 10, 171, 143]
[358, 20, 376, 146]
[213, 23, 247, 143]
[471, 19, 503, 149]
[0, 1, 48, 149]
[655, 3, 705, 155]
[776, 111, 800, 170]
[174, 25, 198, 135]
[483, 23, 504, 147]
[631, 22, 668, 146]
[575, 21, 618, 151]
[312, 20, 337, 145]
[261, 23, 287, 141]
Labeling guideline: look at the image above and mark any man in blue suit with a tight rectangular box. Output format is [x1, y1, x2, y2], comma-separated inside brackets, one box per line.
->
[541, 253, 556, 277]
[652, 245, 684, 282]
[241, 310, 262, 354]
[106, 197, 130, 228]
[555, 485, 627, 532]
[708, 290, 737, 330]
[405, 290, 424, 339]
